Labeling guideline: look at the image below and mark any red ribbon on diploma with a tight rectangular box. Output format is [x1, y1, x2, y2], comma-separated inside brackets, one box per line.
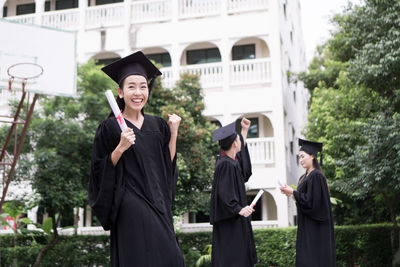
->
[116, 111, 124, 125]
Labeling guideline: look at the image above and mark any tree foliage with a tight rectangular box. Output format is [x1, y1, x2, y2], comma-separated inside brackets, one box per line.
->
[298, 0, 400, 226]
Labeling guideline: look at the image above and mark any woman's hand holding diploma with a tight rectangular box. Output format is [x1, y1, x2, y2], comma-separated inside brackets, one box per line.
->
[280, 185, 294, 197]
[239, 206, 255, 217]
[111, 128, 136, 166]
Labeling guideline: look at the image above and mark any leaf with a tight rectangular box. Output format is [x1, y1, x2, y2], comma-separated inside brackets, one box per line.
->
[42, 217, 53, 235]
[20, 218, 33, 225]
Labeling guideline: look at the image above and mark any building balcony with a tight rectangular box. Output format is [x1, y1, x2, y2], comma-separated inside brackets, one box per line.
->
[160, 58, 271, 89]
[3, 0, 268, 30]
[247, 137, 275, 165]
[179, 62, 223, 88]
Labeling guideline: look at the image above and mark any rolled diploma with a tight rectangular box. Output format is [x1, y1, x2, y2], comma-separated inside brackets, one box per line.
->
[105, 90, 134, 144]
[278, 180, 286, 187]
[250, 189, 264, 208]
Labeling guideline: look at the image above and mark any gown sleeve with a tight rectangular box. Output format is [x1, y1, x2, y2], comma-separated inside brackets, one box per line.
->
[293, 171, 329, 222]
[160, 118, 178, 205]
[236, 134, 252, 182]
[211, 161, 243, 223]
[88, 119, 124, 230]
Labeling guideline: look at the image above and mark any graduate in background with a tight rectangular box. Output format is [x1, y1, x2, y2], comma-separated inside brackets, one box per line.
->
[210, 118, 258, 267]
[89, 51, 185, 267]
[280, 139, 336, 267]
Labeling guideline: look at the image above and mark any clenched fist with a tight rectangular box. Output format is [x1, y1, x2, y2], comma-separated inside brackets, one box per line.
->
[241, 117, 251, 131]
[168, 114, 181, 136]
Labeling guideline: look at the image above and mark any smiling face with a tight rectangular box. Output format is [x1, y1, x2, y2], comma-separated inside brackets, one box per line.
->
[117, 75, 149, 112]
[298, 151, 314, 170]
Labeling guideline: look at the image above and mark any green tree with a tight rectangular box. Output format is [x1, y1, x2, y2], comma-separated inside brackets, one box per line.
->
[298, 0, 400, 226]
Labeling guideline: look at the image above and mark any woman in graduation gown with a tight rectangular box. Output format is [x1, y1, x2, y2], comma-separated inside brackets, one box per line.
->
[210, 118, 258, 267]
[280, 139, 336, 267]
[89, 51, 185, 267]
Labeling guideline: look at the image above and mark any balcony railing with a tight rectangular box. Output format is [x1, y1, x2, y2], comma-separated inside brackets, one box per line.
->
[131, 0, 171, 23]
[5, 0, 268, 29]
[247, 137, 275, 164]
[7, 13, 35, 24]
[227, 0, 268, 13]
[42, 9, 79, 30]
[178, 0, 220, 19]
[158, 59, 271, 89]
[160, 67, 173, 88]
[85, 3, 125, 29]
[180, 62, 223, 88]
[230, 58, 271, 85]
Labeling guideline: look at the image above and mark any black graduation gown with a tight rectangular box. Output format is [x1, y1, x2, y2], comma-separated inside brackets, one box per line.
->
[89, 114, 185, 267]
[293, 169, 336, 267]
[210, 135, 257, 267]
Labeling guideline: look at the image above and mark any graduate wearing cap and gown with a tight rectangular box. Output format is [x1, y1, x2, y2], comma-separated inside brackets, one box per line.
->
[89, 51, 185, 267]
[210, 118, 258, 267]
[280, 139, 336, 267]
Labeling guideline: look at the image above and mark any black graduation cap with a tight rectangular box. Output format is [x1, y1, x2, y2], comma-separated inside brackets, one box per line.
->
[298, 138, 323, 166]
[212, 122, 238, 150]
[101, 51, 162, 89]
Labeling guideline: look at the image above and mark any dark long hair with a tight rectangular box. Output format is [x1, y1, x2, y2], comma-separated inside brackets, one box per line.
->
[107, 89, 125, 118]
[312, 157, 330, 194]
[298, 154, 330, 194]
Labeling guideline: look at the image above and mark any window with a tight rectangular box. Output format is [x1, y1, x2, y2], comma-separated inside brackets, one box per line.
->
[189, 211, 209, 223]
[45, 1, 50, 11]
[187, 48, 221, 65]
[95, 57, 121, 66]
[56, 0, 78, 10]
[232, 44, 255, 60]
[290, 31, 293, 44]
[95, 0, 122, 6]
[236, 117, 259, 138]
[16, 3, 35, 15]
[290, 141, 293, 154]
[246, 195, 262, 221]
[2, 6, 7, 17]
[146, 53, 171, 67]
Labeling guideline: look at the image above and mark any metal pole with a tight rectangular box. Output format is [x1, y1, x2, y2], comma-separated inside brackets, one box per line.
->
[0, 93, 38, 212]
[0, 92, 27, 162]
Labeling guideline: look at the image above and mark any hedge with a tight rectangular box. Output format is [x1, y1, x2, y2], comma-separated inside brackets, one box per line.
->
[0, 224, 397, 267]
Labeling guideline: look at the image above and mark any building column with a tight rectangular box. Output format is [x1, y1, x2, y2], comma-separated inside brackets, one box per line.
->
[170, 0, 180, 84]
[261, 193, 268, 221]
[123, 0, 132, 56]
[220, 39, 230, 94]
[78, 207, 84, 228]
[85, 205, 92, 226]
[0, 0, 6, 18]
[170, 43, 181, 84]
[221, 0, 228, 18]
[77, 0, 87, 62]
[27, 206, 38, 230]
[35, 0, 45, 25]
[171, 0, 178, 23]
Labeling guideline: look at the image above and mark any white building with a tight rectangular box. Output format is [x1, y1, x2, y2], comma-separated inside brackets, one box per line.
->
[1, 0, 309, 229]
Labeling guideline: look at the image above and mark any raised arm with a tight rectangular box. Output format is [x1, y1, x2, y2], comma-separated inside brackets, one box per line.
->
[240, 117, 251, 145]
[168, 114, 181, 162]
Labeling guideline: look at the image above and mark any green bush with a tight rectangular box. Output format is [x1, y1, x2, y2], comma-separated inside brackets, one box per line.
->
[0, 224, 396, 267]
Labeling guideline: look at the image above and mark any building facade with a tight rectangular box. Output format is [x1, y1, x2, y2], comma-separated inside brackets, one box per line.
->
[2, 0, 309, 229]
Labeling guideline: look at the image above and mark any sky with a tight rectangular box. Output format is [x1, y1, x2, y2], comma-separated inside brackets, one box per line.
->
[300, 0, 361, 63]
